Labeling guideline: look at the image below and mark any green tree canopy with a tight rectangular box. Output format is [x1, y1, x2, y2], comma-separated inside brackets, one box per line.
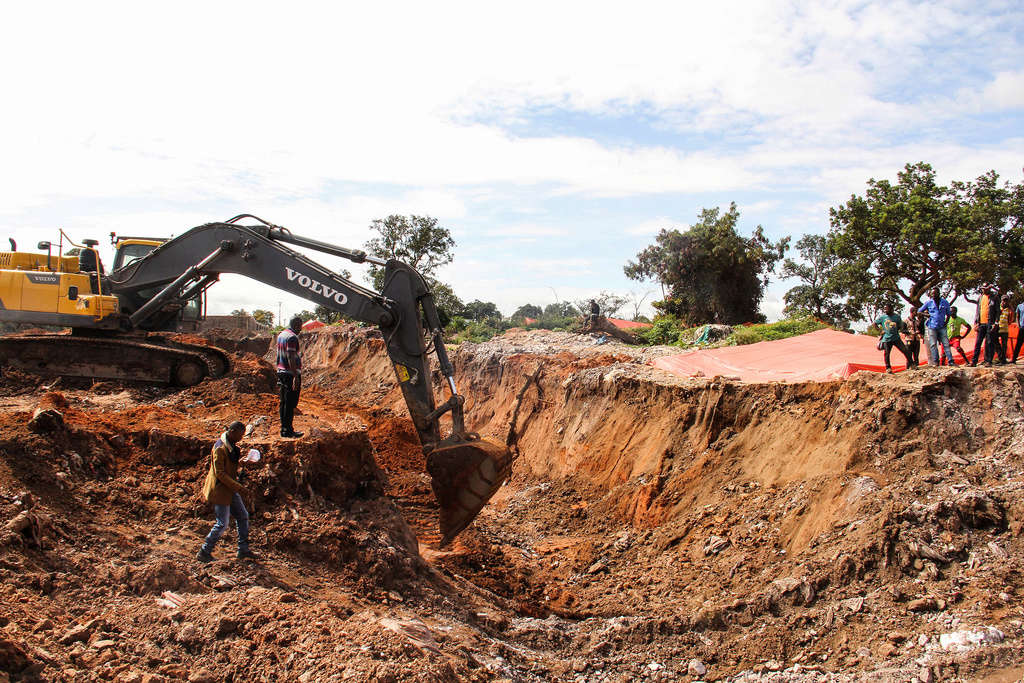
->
[827, 162, 1024, 309]
[427, 278, 464, 323]
[624, 203, 788, 325]
[364, 215, 455, 290]
[463, 299, 501, 321]
[512, 303, 542, 320]
[543, 302, 578, 319]
[251, 309, 275, 326]
[780, 235, 857, 326]
[574, 291, 628, 318]
[313, 305, 345, 324]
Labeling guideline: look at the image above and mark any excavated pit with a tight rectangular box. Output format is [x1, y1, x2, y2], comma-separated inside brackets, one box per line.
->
[1, 324, 1023, 682]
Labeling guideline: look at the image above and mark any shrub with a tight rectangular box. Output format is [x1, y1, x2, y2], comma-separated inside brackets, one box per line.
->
[639, 316, 684, 345]
[727, 316, 827, 346]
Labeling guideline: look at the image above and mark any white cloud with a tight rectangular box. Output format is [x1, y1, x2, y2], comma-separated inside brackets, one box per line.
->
[624, 217, 676, 236]
[982, 70, 1024, 109]
[0, 1, 1021, 321]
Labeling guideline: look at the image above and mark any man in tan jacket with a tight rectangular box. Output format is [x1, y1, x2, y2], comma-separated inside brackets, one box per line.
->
[196, 421, 257, 562]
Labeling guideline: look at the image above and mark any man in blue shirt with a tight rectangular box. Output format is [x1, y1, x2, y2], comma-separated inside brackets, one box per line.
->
[1013, 298, 1024, 364]
[920, 287, 953, 366]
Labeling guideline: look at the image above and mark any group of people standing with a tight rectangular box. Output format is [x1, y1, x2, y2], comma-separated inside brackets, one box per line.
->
[875, 285, 1024, 372]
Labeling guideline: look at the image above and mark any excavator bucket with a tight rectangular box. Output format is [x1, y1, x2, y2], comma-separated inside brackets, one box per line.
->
[426, 438, 514, 546]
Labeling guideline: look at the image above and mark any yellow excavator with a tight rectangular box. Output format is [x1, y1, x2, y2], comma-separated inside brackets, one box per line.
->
[0, 232, 228, 385]
[0, 215, 511, 544]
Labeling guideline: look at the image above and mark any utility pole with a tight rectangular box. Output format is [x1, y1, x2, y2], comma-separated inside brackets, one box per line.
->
[278, 301, 282, 327]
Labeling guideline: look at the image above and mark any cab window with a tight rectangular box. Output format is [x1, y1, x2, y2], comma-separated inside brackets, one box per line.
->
[182, 296, 202, 322]
[113, 243, 155, 270]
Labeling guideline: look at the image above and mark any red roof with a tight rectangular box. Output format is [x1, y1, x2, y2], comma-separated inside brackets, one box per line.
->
[523, 317, 538, 325]
[608, 317, 653, 330]
[302, 319, 327, 331]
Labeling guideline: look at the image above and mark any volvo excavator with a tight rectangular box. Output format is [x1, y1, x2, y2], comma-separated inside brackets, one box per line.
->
[0, 215, 513, 544]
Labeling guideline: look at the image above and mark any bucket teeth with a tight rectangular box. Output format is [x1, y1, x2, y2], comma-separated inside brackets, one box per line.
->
[426, 439, 514, 546]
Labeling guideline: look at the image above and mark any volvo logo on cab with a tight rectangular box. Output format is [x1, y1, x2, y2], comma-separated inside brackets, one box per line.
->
[285, 267, 348, 305]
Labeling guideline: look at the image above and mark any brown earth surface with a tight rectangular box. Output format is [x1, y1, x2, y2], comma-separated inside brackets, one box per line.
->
[1, 324, 1023, 682]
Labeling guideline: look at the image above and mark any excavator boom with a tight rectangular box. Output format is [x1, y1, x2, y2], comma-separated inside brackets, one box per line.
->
[109, 215, 512, 544]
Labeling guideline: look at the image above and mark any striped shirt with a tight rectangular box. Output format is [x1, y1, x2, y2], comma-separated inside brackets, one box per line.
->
[276, 328, 301, 373]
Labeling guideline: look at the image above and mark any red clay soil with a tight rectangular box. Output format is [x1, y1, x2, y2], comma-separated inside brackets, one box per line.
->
[1, 324, 1023, 682]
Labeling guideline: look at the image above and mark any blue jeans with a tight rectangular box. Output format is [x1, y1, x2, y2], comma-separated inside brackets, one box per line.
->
[925, 326, 953, 366]
[202, 493, 249, 553]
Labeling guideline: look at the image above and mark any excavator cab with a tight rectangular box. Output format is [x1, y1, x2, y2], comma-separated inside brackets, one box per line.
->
[110, 234, 207, 332]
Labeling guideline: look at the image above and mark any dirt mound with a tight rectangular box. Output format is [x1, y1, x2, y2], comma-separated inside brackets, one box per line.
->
[200, 327, 273, 356]
[2, 326, 1023, 681]
[578, 314, 642, 344]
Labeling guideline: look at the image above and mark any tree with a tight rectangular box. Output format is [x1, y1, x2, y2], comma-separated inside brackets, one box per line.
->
[780, 235, 857, 326]
[827, 162, 1024, 311]
[364, 215, 456, 290]
[512, 304, 542, 320]
[251, 309, 275, 326]
[427, 278, 465, 323]
[463, 300, 501, 322]
[313, 305, 345, 324]
[626, 290, 655, 321]
[543, 302, 578, 319]
[624, 203, 788, 325]
[574, 291, 629, 319]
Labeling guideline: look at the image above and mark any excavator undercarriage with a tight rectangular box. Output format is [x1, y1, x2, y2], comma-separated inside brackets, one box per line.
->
[0, 333, 232, 386]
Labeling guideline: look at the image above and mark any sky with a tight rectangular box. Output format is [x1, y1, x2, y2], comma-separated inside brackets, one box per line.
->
[1, 1, 1022, 324]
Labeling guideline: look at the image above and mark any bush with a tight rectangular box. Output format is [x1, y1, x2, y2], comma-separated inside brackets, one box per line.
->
[639, 316, 685, 345]
[636, 314, 828, 348]
[727, 316, 827, 346]
[524, 315, 577, 331]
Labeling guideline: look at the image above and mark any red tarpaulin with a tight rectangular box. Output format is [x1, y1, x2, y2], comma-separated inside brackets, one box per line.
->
[608, 317, 653, 330]
[302, 319, 327, 331]
[651, 326, 1020, 384]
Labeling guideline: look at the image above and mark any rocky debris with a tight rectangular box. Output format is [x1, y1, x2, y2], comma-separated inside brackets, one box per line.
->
[29, 407, 64, 432]
[58, 624, 93, 645]
[688, 658, 707, 676]
[0, 635, 34, 675]
[28, 391, 68, 432]
[2, 509, 50, 547]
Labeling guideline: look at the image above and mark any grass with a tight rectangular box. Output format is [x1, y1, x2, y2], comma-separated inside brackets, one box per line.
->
[636, 315, 828, 348]
[726, 317, 828, 346]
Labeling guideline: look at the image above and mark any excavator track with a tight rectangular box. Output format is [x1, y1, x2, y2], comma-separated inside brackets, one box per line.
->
[0, 335, 226, 387]
[143, 333, 232, 379]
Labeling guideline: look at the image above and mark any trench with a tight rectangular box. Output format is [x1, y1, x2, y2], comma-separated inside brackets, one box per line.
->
[2, 325, 1022, 682]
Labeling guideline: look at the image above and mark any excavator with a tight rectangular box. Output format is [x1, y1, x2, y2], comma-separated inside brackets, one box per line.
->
[0, 215, 512, 544]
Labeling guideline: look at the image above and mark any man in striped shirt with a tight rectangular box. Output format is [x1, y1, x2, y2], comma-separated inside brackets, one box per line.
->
[276, 316, 304, 438]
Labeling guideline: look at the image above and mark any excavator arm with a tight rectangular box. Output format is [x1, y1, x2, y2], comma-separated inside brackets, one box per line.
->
[109, 215, 512, 545]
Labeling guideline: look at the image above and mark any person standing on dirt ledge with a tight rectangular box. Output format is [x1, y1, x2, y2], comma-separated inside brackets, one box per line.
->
[875, 303, 913, 373]
[972, 285, 999, 367]
[920, 287, 953, 366]
[276, 316, 304, 438]
[197, 421, 257, 562]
